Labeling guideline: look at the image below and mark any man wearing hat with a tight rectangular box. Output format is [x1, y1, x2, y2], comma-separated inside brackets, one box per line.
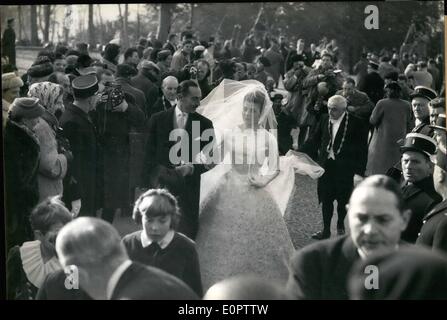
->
[130, 61, 160, 114]
[2, 72, 24, 128]
[416, 147, 447, 253]
[336, 77, 374, 122]
[156, 50, 173, 76]
[410, 85, 438, 137]
[430, 114, 446, 154]
[399, 133, 442, 243]
[2, 18, 16, 66]
[4, 97, 45, 250]
[358, 60, 384, 105]
[59, 74, 100, 217]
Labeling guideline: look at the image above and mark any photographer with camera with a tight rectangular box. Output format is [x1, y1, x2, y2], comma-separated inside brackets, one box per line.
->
[91, 81, 145, 223]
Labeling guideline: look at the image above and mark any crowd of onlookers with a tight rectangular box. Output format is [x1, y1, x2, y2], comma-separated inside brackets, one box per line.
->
[2, 21, 447, 300]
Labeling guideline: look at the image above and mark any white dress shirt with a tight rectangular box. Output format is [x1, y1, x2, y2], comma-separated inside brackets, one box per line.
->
[328, 112, 346, 160]
[175, 105, 188, 129]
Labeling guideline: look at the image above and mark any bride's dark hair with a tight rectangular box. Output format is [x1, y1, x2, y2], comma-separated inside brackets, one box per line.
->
[243, 89, 266, 113]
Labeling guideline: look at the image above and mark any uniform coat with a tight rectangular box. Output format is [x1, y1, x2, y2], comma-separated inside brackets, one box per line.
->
[416, 200, 447, 253]
[59, 104, 98, 216]
[2, 26, 16, 66]
[401, 176, 442, 243]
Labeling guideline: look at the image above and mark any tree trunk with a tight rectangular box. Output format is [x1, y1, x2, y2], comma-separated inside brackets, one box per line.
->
[124, 4, 129, 48]
[30, 5, 39, 45]
[43, 5, 51, 43]
[190, 4, 195, 29]
[96, 4, 104, 45]
[136, 4, 141, 40]
[157, 3, 174, 43]
[18, 6, 22, 41]
[88, 4, 95, 48]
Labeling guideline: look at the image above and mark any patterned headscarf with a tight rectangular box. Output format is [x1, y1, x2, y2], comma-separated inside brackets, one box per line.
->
[28, 81, 65, 117]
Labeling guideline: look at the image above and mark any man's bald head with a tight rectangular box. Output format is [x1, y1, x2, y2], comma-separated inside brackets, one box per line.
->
[162, 76, 179, 101]
[204, 275, 291, 300]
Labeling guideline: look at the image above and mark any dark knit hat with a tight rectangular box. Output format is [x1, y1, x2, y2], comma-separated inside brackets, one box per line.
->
[72, 74, 99, 99]
[9, 97, 45, 119]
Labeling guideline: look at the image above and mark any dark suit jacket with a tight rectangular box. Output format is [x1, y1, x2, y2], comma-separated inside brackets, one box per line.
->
[37, 269, 92, 300]
[287, 235, 360, 299]
[301, 113, 369, 177]
[416, 200, 447, 253]
[151, 96, 175, 119]
[60, 104, 98, 216]
[111, 262, 198, 300]
[411, 117, 434, 138]
[335, 89, 374, 120]
[401, 176, 442, 243]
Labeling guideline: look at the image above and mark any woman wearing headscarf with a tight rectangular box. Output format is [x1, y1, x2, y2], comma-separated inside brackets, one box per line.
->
[28, 82, 69, 202]
[27, 82, 80, 215]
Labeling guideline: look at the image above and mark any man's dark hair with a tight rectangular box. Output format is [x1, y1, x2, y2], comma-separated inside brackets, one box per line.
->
[168, 33, 177, 42]
[124, 47, 138, 61]
[344, 77, 356, 86]
[103, 43, 121, 62]
[353, 175, 405, 212]
[177, 79, 199, 96]
[182, 39, 193, 47]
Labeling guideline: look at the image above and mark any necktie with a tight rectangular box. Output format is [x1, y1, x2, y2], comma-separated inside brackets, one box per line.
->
[178, 112, 187, 129]
[328, 120, 334, 150]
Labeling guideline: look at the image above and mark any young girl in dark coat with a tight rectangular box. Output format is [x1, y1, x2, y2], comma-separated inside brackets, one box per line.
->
[122, 189, 203, 297]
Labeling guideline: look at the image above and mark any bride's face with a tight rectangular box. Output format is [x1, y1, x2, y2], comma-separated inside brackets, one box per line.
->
[242, 101, 262, 127]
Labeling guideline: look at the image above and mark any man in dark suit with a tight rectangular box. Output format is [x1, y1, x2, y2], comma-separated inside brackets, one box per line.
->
[287, 175, 411, 300]
[301, 95, 369, 239]
[60, 75, 99, 217]
[358, 61, 384, 105]
[336, 78, 374, 122]
[144, 80, 214, 239]
[55, 217, 198, 300]
[417, 147, 447, 253]
[150, 75, 178, 118]
[163, 33, 179, 56]
[399, 133, 442, 243]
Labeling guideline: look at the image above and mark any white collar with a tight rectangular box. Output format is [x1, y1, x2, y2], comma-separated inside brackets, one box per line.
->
[330, 112, 346, 125]
[106, 259, 133, 300]
[20, 240, 61, 288]
[140, 229, 175, 250]
[357, 244, 400, 260]
[175, 105, 188, 117]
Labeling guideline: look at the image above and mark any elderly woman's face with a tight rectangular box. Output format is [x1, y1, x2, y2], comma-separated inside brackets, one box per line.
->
[142, 214, 171, 242]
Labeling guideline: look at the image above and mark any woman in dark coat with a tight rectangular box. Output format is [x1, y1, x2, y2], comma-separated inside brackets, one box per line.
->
[4, 97, 45, 250]
[92, 84, 145, 222]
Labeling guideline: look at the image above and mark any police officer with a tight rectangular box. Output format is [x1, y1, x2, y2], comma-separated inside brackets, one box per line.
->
[410, 86, 438, 137]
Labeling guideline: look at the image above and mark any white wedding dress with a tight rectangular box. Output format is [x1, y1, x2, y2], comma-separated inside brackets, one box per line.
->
[195, 80, 324, 290]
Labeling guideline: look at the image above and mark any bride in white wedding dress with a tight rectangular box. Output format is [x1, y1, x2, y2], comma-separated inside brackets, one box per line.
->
[195, 79, 324, 291]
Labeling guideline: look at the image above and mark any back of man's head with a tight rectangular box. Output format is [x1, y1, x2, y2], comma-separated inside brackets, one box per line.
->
[56, 217, 128, 271]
